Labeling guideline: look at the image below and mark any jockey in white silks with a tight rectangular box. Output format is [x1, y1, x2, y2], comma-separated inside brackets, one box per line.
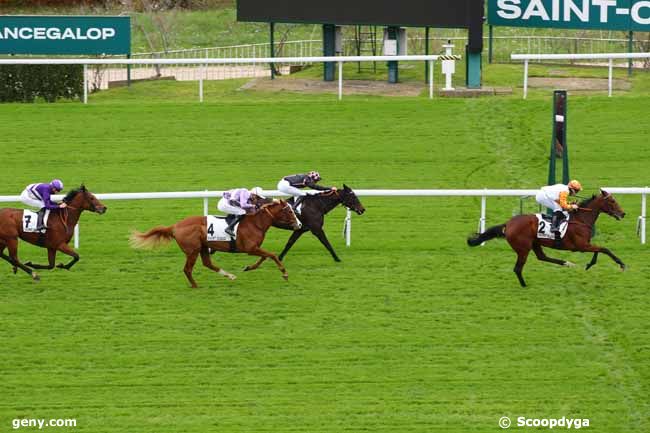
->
[277, 171, 336, 207]
[217, 187, 265, 236]
[535, 180, 582, 244]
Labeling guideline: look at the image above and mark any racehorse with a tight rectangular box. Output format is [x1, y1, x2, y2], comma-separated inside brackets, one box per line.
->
[129, 200, 301, 288]
[243, 185, 366, 272]
[467, 190, 626, 287]
[0, 185, 107, 281]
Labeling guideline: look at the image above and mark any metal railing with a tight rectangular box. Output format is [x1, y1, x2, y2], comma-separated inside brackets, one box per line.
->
[1, 188, 646, 249]
[511, 52, 650, 98]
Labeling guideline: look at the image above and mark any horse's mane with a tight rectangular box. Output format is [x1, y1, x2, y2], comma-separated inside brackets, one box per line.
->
[63, 185, 87, 203]
[578, 195, 597, 208]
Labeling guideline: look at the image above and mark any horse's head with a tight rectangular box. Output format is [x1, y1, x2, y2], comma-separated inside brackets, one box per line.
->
[339, 184, 365, 215]
[63, 185, 107, 214]
[263, 199, 301, 230]
[598, 190, 625, 220]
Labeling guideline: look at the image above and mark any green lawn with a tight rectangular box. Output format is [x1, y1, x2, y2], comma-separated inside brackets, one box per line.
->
[0, 86, 649, 432]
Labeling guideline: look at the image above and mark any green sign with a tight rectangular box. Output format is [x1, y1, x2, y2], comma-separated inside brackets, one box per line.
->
[489, 0, 650, 31]
[0, 16, 130, 55]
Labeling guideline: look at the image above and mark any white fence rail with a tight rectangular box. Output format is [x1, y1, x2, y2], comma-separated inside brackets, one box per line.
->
[0, 55, 455, 102]
[511, 52, 650, 98]
[0, 188, 646, 249]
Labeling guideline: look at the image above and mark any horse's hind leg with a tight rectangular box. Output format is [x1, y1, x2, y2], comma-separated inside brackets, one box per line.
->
[183, 250, 200, 288]
[311, 227, 341, 262]
[243, 256, 266, 272]
[4, 239, 39, 281]
[532, 243, 574, 267]
[200, 248, 236, 281]
[514, 250, 530, 288]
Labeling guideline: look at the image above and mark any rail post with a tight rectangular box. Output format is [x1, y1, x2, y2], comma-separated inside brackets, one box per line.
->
[429, 59, 434, 99]
[338, 61, 343, 100]
[345, 208, 352, 247]
[523, 60, 529, 99]
[83, 64, 88, 104]
[608, 58, 613, 97]
[203, 190, 209, 216]
[641, 190, 647, 245]
[74, 224, 79, 249]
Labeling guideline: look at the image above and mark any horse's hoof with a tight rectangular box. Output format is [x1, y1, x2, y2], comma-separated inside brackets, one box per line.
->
[585, 264, 593, 271]
[564, 261, 576, 268]
[32, 273, 40, 282]
[243, 266, 251, 272]
[228, 274, 237, 281]
[25, 261, 33, 267]
[282, 274, 289, 281]
[620, 265, 627, 272]
[334, 258, 342, 262]
[12, 267, 17, 274]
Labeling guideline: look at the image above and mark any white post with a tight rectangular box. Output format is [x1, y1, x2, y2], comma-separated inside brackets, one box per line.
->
[429, 60, 434, 99]
[203, 191, 209, 216]
[523, 60, 529, 99]
[338, 61, 343, 101]
[199, 64, 205, 102]
[345, 208, 352, 247]
[83, 64, 88, 104]
[74, 224, 79, 249]
[480, 195, 487, 234]
[608, 58, 613, 97]
[642, 191, 647, 245]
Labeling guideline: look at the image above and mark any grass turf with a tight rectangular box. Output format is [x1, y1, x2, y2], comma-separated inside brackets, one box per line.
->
[0, 86, 649, 432]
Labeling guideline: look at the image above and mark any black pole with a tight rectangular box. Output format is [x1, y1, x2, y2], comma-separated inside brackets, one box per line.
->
[270, 22, 275, 80]
[488, 25, 493, 64]
[424, 27, 429, 84]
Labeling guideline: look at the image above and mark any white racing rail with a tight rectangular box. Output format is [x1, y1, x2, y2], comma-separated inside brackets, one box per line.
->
[0, 188, 646, 249]
[0, 55, 459, 102]
[511, 52, 650, 98]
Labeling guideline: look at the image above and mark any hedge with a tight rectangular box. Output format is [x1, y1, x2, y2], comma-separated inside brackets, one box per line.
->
[0, 65, 84, 103]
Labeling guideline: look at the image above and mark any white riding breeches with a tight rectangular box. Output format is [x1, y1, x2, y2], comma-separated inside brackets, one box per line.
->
[20, 189, 44, 209]
[535, 192, 563, 213]
[217, 198, 247, 215]
[277, 179, 306, 197]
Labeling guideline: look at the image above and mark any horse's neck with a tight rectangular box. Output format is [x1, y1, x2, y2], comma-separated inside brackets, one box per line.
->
[248, 209, 273, 232]
[574, 199, 602, 226]
[64, 207, 83, 228]
[310, 194, 340, 214]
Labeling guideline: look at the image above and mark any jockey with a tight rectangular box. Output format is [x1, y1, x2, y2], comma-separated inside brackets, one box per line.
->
[277, 171, 336, 207]
[217, 187, 265, 237]
[535, 180, 582, 244]
[19, 179, 66, 231]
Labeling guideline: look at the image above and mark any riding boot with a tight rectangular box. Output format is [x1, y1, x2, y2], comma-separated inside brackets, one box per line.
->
[551, 211, 564, 247]
[36, 208, 47, 232]
[294, 195, 305, 208]
[225, 215, 240, 238]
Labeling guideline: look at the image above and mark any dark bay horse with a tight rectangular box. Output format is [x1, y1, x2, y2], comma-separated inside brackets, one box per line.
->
[129, 200, 301, 288]
[280, 185, 365, 261]
[0, 185, 107, 281]
[467, 190, 626, 287]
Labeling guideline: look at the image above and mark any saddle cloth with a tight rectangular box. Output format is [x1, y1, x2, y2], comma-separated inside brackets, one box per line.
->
[206, 215, 239, 242]
[535, 213, 569, 240]
[22, 209, 50, 233]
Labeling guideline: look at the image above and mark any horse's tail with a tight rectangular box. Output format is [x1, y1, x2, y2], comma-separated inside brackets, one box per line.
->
[129, 225, 175, 250]
[467, 224, 506, 247]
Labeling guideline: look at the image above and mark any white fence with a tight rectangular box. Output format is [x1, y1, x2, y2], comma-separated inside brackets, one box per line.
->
[511, 52, 650, 98]
[0, 55, 456, 102]
[0, 188, 646, 249]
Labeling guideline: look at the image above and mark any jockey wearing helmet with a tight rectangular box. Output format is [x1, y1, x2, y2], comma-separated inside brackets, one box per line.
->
[277, 171, 337, 207]
[19, 179, 67, 231]
[217, 187, 266, 237]
[535, 180, 583, 245]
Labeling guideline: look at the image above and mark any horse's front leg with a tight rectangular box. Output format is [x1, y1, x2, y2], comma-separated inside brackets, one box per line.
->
[243, 256, 267, 272]
[56, 243, 80, 270]
[584, 245, 625, 271]
[248, 247, 288, 280]
[25, 248, 57, 270]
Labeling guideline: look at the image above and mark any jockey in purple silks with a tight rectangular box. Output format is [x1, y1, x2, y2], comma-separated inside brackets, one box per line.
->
[217, 187, 265, 237]
[19, 179, 67, 231]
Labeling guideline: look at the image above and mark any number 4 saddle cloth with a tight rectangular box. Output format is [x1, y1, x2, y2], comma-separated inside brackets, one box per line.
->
[535, 213, 569, 240]
[206, 215, 239, 242]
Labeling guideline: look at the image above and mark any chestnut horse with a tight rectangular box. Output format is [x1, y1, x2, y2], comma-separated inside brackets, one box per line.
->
[0, 185, 107, 281]
[129, 199, 301, 288]
[467, 190, 626, 287]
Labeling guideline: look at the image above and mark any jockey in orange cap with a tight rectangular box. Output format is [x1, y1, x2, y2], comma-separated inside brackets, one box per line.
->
[535, 180, 583, 245]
